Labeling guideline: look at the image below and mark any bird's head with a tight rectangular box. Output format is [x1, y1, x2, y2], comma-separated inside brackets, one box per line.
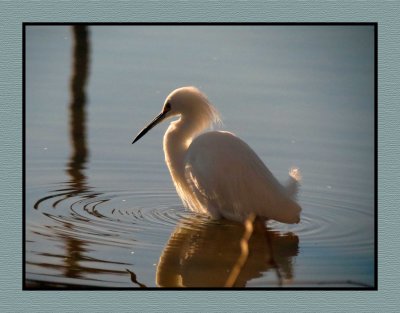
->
[132, 86, 221, 144]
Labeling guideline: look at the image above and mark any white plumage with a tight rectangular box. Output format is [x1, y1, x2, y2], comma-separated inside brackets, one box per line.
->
[132, 86, 301, 224]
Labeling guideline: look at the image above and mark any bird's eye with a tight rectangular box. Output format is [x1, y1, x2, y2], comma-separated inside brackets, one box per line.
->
[165, 102, 171, 111]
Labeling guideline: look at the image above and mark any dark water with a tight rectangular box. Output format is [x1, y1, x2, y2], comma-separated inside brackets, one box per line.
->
[25, 25, 375, 288]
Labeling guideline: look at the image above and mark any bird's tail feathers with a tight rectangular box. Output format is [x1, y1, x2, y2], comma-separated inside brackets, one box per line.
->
[289, 167, 301, 182]
[285, 167, 301, 199]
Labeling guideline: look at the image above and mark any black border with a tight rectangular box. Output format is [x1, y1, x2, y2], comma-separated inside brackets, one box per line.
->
[23, 22, 378, 291]
[22, 22, 26, 290]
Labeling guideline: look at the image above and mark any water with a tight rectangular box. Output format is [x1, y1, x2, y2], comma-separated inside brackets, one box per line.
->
[25, 25, 375, 288]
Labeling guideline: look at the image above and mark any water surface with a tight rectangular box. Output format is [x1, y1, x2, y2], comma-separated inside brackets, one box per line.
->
[25, 25, 375, 288]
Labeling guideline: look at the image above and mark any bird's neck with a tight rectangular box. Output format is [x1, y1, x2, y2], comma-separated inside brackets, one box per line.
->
[163, 117, 203, 178]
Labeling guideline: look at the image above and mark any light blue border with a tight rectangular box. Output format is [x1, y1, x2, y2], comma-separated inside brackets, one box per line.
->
[1, 1, 399, 312]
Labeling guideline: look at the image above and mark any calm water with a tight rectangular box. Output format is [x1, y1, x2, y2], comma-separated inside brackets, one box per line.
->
[25, 25, 375, 288]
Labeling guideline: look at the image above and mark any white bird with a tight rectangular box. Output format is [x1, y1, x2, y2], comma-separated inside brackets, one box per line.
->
[132, 87, 301, 224]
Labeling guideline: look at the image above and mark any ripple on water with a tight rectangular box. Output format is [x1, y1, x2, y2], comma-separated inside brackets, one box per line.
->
[27, 182, 374, 287]
[31, 183, 373, 252]
[30, 187, 192, 249]
[268, 193, 374, 254]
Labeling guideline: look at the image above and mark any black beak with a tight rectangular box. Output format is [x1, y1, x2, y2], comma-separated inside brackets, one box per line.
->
[132, 111, 168, 144]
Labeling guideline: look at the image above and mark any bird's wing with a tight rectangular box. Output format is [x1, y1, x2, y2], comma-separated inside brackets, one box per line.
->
[184, 131, 301, 223]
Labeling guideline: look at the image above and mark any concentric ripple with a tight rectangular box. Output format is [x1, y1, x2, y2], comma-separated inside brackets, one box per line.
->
[30, 185, 192, 245]
[268, 191, 374, 254]
[26, 179, 374, 288]
[30, 183, 374, 251]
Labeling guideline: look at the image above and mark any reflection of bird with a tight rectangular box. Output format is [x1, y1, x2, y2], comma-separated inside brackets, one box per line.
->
[133, 87, 301, 223]
[156, 217, 299, 287]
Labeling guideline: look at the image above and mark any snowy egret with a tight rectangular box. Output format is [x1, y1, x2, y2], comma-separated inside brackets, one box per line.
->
[132, 87, 301, 224]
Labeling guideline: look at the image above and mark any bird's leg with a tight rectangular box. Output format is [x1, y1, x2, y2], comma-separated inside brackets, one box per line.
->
[126, 268, 147, 288]
[224, 213, 256, 287]
[265, 229, 283, 287]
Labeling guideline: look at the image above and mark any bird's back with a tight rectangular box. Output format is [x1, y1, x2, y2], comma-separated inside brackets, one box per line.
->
[184, 131, 301, 223]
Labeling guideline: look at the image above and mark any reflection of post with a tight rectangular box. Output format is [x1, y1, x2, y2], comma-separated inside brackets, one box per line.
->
[63, 25, 91, 279]
[63, 224, 87, 278]
[69, 25, 90, 180]
[32, 26, 90, 210]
